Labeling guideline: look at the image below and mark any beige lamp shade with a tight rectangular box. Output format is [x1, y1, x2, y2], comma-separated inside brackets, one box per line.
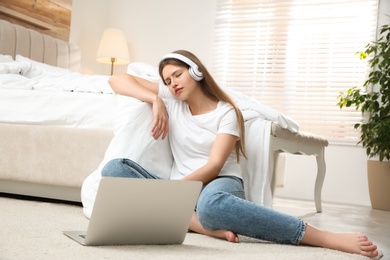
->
[96, 28, 130, 74]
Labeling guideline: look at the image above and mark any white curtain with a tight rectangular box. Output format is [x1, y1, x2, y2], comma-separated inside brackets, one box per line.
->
[213, 0, 379, 144]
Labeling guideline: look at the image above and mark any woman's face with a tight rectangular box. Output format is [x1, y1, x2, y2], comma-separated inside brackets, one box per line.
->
[162, 64, 199, 101]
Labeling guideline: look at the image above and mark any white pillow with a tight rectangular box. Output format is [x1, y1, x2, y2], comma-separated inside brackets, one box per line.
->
[0, 61, 33, 75]
[111, 95, 172, 179]
[81, 95, 173, 219]
[127, 62, 159, 82]
[15, 54, 72, 77]
[0, 54, 14, 63]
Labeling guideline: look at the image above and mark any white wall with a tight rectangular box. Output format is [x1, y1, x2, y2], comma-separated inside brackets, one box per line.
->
[69, 0, 390, 207]
[274, 145, 371, 207]
[70, 0, 110, 74]
[70, 0, 217, 75]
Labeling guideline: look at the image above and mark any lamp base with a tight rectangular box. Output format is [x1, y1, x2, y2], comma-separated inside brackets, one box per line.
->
[110, 57, 116, 75]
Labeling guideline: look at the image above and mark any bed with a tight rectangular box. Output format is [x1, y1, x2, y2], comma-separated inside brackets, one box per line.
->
[0, 19, 115, 202]
[0, 19, 328, 217]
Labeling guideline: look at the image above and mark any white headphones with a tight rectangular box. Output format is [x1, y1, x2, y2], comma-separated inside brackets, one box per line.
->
[161, 53, 204, 81]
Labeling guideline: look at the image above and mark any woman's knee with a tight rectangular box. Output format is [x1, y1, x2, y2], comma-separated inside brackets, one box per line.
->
[101, 158, 158, 179]
[101, 158, 126, 177]
[196, 178, 245, 230]
[196, 191, 227, 229]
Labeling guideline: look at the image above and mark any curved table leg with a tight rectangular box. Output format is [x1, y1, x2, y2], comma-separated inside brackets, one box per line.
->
[315, 148, 326, 213]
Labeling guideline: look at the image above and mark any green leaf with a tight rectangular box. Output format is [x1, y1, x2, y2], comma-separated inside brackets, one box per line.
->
[359, 51, 367, 60]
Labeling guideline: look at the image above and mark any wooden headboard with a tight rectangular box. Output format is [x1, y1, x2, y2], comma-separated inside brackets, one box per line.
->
[0, 19, 80, 71]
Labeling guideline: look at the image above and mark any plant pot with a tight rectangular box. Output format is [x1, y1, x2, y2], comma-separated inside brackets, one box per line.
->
[367, 160, 390, 211]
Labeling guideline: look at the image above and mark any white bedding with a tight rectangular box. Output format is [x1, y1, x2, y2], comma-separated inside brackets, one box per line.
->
[0, 54, 116, 129]
[0, 89, 116, 129]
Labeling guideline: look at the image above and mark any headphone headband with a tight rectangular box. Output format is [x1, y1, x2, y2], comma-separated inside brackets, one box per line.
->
[161, 53, 204, 81]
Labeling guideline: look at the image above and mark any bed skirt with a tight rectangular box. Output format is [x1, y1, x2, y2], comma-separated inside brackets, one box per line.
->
[0, 123, 113, 202]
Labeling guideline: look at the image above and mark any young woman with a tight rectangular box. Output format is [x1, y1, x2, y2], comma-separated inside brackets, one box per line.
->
[103, 50, 380, 258]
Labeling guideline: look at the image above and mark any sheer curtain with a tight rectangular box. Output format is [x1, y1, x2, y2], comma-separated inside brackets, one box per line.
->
[213, 0, 379, 144]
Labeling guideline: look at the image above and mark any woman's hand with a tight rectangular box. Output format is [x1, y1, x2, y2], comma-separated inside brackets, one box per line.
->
[151, 96, 168, 140]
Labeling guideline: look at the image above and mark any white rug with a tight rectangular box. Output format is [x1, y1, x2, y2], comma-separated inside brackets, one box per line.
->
[0, 196, 370, 260]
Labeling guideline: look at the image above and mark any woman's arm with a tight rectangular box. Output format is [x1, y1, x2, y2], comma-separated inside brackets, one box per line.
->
[108, 74, 159, 102]
[181, 133, 237, 185]
[108, 74, 168, 140]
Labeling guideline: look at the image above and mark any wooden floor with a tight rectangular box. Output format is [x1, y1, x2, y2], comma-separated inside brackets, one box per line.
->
[273, 197, 390, 259]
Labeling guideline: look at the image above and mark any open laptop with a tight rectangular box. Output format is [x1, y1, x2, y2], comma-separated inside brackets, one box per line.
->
[63, 177, 202, 246]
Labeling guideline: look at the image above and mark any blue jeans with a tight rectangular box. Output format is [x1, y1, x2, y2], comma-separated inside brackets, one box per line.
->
[101, 158, 306, 245]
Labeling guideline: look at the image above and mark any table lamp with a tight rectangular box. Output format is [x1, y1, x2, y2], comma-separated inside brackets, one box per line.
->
[96, 28, 130, 75]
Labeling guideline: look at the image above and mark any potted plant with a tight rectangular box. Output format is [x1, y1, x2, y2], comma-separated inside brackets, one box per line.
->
[337, 22, 390, 211]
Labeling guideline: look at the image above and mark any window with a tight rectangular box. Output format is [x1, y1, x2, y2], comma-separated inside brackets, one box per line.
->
[213, 0, 379, 144]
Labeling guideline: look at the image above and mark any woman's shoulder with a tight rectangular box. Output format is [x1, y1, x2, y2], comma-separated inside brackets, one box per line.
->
[218, 100, 235, 113]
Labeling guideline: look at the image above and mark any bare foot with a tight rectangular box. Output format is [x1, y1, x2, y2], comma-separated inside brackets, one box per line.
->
[191, 229, 239, 243]
[189, 212, 239, 243]
[324, 232, 378, 257]
[217, 230, 239, 243]
[301, 225, 379, 258]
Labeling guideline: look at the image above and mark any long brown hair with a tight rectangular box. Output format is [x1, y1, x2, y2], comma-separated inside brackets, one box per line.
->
[159, 50, 247, 161]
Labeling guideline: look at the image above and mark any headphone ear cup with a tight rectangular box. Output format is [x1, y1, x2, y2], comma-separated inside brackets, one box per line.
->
[189, 67, 203, 81]
[161, 53, 204, 81]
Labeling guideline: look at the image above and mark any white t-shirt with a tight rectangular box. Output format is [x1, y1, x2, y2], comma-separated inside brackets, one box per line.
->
[159, 83, 242, 180]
